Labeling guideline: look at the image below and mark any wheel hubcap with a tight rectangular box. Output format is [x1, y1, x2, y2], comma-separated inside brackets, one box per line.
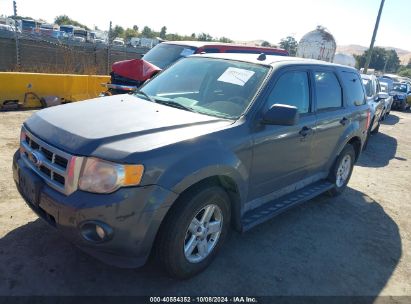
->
[336, 154, 352, 188]
[184, 204, 223, 263]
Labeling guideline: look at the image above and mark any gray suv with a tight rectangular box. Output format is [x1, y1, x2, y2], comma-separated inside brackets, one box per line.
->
[13, 53, 369, 278]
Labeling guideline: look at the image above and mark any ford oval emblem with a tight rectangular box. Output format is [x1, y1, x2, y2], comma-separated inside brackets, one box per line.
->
[30, 151, 42, 166]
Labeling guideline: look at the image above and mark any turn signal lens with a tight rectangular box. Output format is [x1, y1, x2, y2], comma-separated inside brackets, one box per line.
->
[124, 164, 144, 186]
[78, 157, 144, 193]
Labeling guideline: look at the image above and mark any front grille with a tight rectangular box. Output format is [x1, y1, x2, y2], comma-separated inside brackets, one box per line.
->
[20, 128, 79, 195]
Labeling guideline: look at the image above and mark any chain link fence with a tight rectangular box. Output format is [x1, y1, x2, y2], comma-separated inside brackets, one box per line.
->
[0, 30, 149, 75]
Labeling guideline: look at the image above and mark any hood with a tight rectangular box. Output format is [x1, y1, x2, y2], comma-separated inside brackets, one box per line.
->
[111, 59, 161, 82]
[390, 91, 406, 97]
[24, 95, 232, 160]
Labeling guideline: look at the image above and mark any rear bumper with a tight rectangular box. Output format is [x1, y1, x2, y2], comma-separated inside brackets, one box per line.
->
[13, 150, 178, 268]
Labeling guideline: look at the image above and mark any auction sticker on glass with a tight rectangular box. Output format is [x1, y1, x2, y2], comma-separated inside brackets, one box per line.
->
[217, 67, 255, 86]
[180, 48, 196, 57]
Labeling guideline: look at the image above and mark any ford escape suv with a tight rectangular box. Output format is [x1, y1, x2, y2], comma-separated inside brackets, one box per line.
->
[13, 53, 369, 279]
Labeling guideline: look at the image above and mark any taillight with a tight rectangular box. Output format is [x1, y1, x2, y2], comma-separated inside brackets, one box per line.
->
[365, 110, 371, 130]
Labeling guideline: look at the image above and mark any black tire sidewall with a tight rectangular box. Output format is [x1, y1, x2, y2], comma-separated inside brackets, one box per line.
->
[158, 186, 231, 279]
[329, 144, 356, 196]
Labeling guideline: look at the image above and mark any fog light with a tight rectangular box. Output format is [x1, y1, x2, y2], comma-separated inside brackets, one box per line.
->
[95, 225, 106, 239]
[79, 221, 113, 243]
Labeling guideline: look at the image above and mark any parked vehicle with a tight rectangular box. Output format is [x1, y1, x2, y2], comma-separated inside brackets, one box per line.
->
[103, 41, 289, 95]
[72, 35, 85, 43]
[361, 74, 385, 135]
[59, 25, 75, 38]
[0, 24, 14, 32]
[20, 19, 41, 32]
[14, 54, 369, 278]
[73, 27, 90, 42]
[390, 82, 411, 111]
[379, 82, 393, 119]
[112, 37, 125, 46]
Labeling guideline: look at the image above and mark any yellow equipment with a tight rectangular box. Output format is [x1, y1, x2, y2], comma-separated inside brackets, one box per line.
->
[0, 72, 110, 110]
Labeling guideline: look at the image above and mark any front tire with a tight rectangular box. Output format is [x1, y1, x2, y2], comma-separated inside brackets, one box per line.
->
[401, 101, 407, 112]
[371, 120, 380, 134]
[328, 144, 355, 197]
[156, 185, 231, 279]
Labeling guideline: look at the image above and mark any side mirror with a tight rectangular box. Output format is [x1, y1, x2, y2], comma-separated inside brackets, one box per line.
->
[262, 104, 299, 126]
[377, 92, 388, 100]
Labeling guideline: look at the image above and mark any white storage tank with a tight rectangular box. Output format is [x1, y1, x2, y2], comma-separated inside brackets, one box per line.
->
[333, 53, 356, 67]
[296, 26, 337, 62]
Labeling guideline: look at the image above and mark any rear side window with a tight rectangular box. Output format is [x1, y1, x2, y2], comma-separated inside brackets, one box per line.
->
[314, 71, 342, 110]
[266, 71, 310, 113]
[341, 72, 366, 106]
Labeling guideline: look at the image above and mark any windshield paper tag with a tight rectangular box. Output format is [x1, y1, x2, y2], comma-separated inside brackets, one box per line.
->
[180, 48, 195, 57]
[218, 67, 255, 86]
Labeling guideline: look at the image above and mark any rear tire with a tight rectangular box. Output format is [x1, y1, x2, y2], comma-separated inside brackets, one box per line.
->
[156, 184, 231, 279]
[328, 144, 355, 197]
[371, 120, 380, 134]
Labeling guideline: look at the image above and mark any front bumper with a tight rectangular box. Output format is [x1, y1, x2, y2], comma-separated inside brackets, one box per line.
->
[13, 150, 178, 268]
[392, 99, 406, 109]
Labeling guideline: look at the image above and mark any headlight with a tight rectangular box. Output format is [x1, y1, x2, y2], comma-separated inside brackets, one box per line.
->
[78, 157, 144, 193]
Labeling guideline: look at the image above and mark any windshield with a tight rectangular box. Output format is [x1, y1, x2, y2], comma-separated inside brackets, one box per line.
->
[380, 82, 388, 93]
[143, 43, 197, 69]
[392, 83, 407, 93]
[60, 26, 73, 34]
[362, 79, 373, 97]
[137, 57, 270, 119]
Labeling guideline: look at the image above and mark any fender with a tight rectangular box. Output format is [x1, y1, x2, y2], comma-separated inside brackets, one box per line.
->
[155, 146, 250, 211]
[331, 119, 364, 168]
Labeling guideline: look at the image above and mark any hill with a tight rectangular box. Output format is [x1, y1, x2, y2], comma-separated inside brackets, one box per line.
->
[337, 44, 411, 64]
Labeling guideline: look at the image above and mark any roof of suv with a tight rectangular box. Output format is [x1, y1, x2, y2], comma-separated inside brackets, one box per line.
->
[191, 52, 358, 71]
[162, 41, 288, 52]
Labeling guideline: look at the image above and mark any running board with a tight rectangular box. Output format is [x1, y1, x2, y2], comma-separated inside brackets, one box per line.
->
[241, 180, 334, 232]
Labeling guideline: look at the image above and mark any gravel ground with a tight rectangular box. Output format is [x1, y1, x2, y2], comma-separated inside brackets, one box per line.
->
[0, 109, 410, 297]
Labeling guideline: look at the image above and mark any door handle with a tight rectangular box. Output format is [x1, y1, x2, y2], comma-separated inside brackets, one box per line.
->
[340, 117, 349, 126]
[299, 126, 312, 137]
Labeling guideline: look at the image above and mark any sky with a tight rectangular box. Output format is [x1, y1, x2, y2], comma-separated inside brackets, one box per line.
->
[1, 0, 410, 50]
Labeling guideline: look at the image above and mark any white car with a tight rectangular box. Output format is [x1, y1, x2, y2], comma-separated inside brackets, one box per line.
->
[379, 82, 393, 120]
[112, 38, 125, 46]
[0, 24, 15, 32]
[72, 36, 86, 43]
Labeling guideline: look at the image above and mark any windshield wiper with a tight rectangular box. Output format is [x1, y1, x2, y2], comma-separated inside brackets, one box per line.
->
[154, 99, 197, 113]
[135, 90, 155, 102]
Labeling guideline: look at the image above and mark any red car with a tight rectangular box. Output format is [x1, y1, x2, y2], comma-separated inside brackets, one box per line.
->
[103, 41, 289, 95]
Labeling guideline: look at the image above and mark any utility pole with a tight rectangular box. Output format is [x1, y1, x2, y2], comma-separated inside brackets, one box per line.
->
[107, 21, 112, 74]
[12, 0, 20, 70]
[363, 0, 385, 74]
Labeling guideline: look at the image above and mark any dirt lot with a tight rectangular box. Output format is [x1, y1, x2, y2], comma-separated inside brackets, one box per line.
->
[0, 110, 410, 297]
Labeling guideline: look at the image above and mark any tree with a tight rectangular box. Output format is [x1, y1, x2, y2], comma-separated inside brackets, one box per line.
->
[261, 41, 271, 47]
[133, 25, 139, 32]
[124, 27, 139, 40]
[197, 32, 213, 41]
[384, 50, 400, 73]
[112, 25, 125, 38]
[279, 36, 298, 56]
[54, 15, 89, 30]
[219, 37, 233, 43]
[160, 26, 167, 39]
[355, 47, 400, 72]
[398, 68, 411, 78]
[406, 58, 411, 69]
[141, 26, 155, 38]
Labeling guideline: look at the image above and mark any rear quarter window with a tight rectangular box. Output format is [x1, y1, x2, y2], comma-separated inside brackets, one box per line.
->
[341, 72, 366, 106]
